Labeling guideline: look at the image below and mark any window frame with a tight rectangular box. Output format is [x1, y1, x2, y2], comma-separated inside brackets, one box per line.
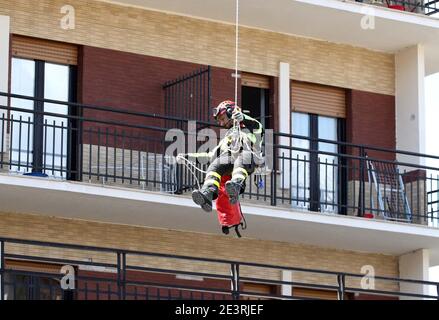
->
[9, 57, 78, 178]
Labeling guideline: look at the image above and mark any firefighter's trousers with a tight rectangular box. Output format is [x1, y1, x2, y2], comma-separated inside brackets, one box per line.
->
[200, 150, 255, 200]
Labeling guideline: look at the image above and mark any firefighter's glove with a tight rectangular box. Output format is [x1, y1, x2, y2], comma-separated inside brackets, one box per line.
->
[231, 109, 244, 122]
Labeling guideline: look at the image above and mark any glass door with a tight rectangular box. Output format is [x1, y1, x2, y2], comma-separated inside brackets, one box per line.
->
[10, 58, 73, 178]
[43, 63, 69, 178]
[318, 116, 338, 213]
[291, 112, 342, 213]
[10, 58, 35, 173]
[291, 112, 310, 208]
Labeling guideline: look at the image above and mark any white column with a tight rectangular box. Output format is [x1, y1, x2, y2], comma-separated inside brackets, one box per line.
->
[399, 249, 430, 300]
[0, 16, 10, 155]
[0, 15, 9, 100]
[279, 62, 291, 135]
[278, 62, 291, 187]
[395, 44, 426, 165]
[281, 270, 292, 297]
[0, 241, 2, 300]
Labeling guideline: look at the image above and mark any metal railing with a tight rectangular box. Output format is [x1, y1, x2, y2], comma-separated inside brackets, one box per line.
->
[428, 189, 439, 228]
[267, 131, 439, 227]
[0, 237, 438, 300]
[163, 66, 212, 128]
[0, 92, 438, 227]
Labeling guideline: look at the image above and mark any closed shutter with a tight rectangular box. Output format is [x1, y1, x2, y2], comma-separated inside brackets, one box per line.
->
[241, 72, 270, 89]
[11, 35, 78, 65]
[291, 81, 346, 118]
[293, 287, 338, 300]
[5, 259, 63, 274]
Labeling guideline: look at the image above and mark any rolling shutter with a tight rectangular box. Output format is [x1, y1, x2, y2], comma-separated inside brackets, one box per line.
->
[241, 72, 270, 89]
[5, 259, 63, 274]
[241, 282, 275, 300]
[291, 81, 346, 118]
[293, 287, 339, 300]
[11, 35, 78, 65]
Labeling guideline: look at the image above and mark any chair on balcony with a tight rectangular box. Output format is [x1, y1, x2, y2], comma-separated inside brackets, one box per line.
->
[366, 156, 412, 222]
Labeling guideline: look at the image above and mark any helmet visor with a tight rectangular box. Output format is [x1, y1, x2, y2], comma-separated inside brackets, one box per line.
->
[213, 107, 226, 119]
[212, 107, 220, 118]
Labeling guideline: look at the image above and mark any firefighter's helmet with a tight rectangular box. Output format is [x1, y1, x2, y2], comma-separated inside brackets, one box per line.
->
[213, 100, 238, 120]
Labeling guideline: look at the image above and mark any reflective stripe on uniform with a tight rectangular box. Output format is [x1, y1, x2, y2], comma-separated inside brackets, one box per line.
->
[204, 179, 220, 188]
[254, 124, 263, 135]
[231, 174, 247, 181]
[206, 171, 221, 180]
[247, 133, 257, 144]
[233, 167, 248, 177]
[187, 152, 211, 158]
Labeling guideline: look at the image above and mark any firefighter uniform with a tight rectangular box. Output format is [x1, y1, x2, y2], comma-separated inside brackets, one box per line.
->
[188, 113, 263, 211]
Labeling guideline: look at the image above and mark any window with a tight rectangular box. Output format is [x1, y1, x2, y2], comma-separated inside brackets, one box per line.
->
[291, 112, 310, 209]
[10, 35, 78, 179]
[318, 115, 339, 212]
[10, 58, 35, 174]
[3, 260, 66, 300]
[290, 81, 346, 214]
[4, 274, 63, 300]
[10, 57, 77, 178]
[291, 112, 345, 213]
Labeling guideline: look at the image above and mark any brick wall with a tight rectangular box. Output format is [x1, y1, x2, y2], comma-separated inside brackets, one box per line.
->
[211, 67, 240, 108]
[79, 46, 237, 149]
[80, 45, 242, 119]
[81, 46, 201, 114]
[0, 0, 395, 95]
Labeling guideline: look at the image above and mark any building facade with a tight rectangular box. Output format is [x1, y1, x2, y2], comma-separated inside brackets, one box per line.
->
[0, 0, 439, 300]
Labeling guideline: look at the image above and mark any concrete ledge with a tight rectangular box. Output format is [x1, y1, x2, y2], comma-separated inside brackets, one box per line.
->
[0, 173, 438, 265]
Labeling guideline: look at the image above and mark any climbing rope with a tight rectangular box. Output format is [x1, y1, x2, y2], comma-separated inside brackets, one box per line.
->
[234, 0, 239, 105]
[175, 154, 207, 190]
[176, 126, 262, 187]
[175, 0, 265, 189]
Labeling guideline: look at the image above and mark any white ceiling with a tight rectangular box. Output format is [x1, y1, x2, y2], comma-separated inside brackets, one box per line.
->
[98, 0, 439, 75]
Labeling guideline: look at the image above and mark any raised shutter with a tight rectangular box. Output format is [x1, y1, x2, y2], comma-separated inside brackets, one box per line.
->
[291, 81, 346, 118]
[241, 282, 274, 300]
[5, 259, 63, 274]
[293, 287, 339, 300]
[241, 72, 270, 89]
[11, 35, 78, 65]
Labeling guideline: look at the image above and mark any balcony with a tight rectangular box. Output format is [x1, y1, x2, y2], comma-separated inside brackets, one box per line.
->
[0, 91, 439, 265]
[0, 237, 438, 300]
[355, 0, 439, 16]
[102, 0, 439, 76]
[0, 91, 437, 225]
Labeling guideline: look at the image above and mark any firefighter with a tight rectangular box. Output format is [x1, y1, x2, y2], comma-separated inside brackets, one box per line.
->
[178, 100, 264, 212]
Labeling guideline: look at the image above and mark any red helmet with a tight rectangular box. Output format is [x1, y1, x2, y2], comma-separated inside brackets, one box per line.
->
[213, 100, 237, 120]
